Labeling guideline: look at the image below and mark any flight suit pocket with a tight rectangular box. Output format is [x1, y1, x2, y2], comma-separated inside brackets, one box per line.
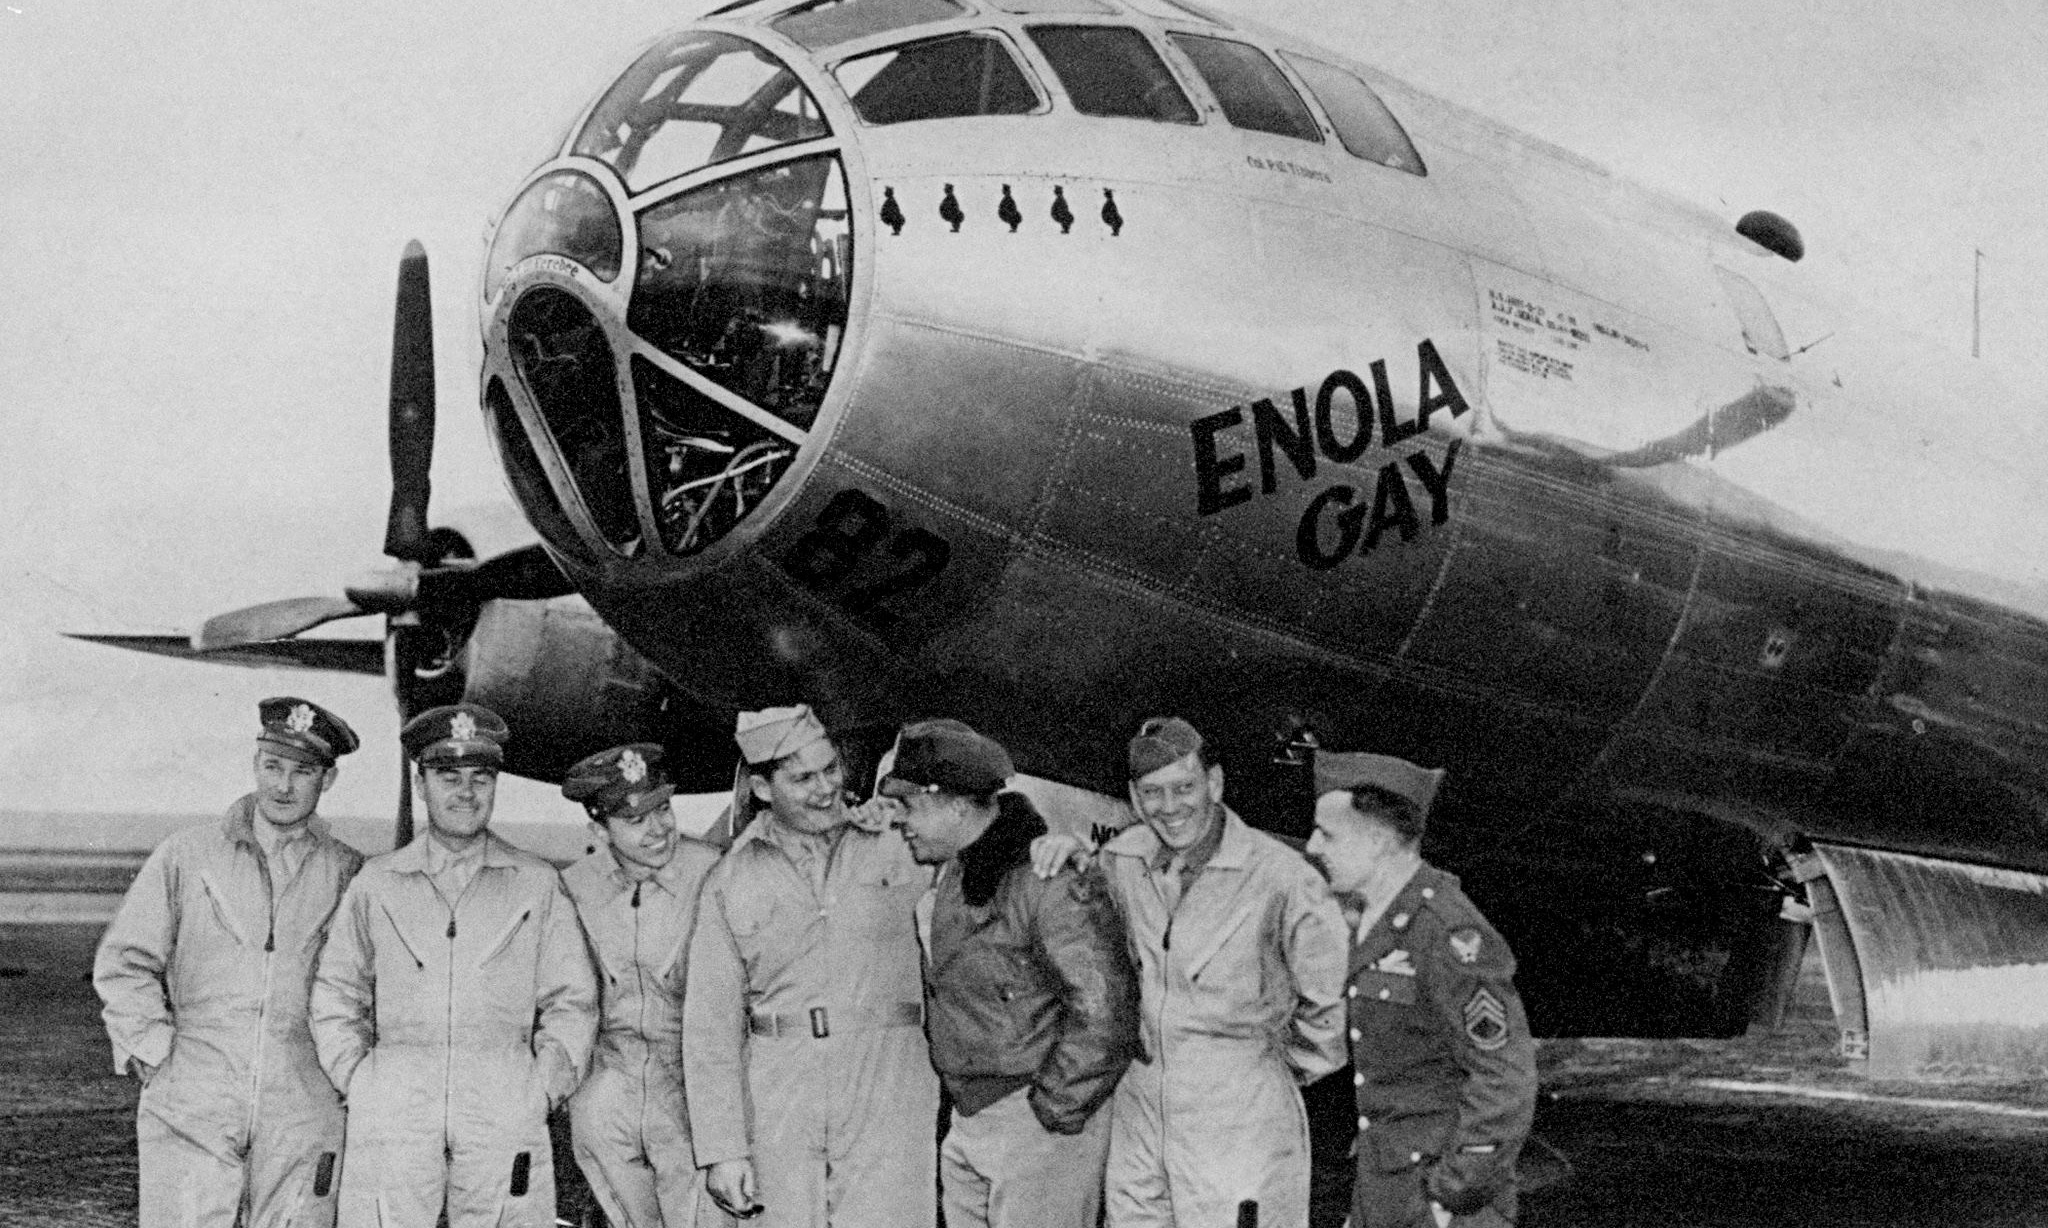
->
[198, 873, 252, 947]
[480, 908, 533, 965]
[725, 890, 778, 940]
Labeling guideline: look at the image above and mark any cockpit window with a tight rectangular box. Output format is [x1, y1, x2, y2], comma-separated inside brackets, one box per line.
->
[1027, 26, 1198, 124]
[630, 155, 853, 432]
[773, 0, 968, 51]
[837, 33, 1041, 124]
[1168, 35, 1320, 142]
[1279, 52, 1424, 174]
[574, 32, 829, 193]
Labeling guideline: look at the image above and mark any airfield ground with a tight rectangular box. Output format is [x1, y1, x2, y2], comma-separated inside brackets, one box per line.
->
[6, 923, 2045, 1227]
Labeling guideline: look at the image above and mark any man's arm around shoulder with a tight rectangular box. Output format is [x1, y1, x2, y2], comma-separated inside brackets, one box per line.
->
[1274, 847, 1348, 1084]
[1026, 864, 1138, 1134]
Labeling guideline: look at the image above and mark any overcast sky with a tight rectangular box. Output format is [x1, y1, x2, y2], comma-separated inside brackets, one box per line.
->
[4, 0, 2045, 827]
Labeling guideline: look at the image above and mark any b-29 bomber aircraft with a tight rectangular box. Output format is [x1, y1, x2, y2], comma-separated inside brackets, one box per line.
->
[82, 0, 2048, 1083]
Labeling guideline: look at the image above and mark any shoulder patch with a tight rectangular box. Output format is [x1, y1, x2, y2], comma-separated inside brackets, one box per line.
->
[1449, 927, 1484, 965]
[1463, 987, 1509, 1051]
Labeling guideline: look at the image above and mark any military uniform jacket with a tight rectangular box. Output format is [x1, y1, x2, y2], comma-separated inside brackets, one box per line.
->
[95, 797, 365, 1139]
[1347, 862, 1537, 1216]
[920, 792, 1139, 1134]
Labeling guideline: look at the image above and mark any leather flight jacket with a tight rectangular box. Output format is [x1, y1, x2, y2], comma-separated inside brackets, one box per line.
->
[922, 793, 1139, 1134]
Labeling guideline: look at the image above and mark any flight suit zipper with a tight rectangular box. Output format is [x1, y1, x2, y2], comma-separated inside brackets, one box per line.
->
[632, 882, 652, 1151]
[248, 845, 280, 1149]
[440, 873, 477, 1160]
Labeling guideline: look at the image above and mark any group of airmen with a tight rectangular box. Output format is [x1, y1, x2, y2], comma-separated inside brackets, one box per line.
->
[95, 694, 1538, 1228]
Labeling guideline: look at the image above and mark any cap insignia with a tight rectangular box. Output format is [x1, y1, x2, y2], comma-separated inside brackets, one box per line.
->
[287, 704, 316, 735]
[620, 749, 647, 783]
[450, 711, 478, 742]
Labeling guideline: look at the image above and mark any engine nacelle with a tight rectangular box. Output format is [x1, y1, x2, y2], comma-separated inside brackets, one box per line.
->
[458, 597, 732, 788]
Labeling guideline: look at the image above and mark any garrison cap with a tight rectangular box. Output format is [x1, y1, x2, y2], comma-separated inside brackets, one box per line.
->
[1315, 750, 1446, 817]
[735, 704, 831, 767]
[401, 703, 508, 767]
[562, 743, 675, 821]
[879, 719, 1014, 799]
[1129, 716, 1205, 780]
[257, 697, 359, 766]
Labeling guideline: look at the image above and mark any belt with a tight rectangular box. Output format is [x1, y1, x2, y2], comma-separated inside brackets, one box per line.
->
[748, 1002, 924, 1039]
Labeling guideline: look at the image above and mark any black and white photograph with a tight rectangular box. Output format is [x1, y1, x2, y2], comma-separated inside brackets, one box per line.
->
[6, 1, 2048, 1224]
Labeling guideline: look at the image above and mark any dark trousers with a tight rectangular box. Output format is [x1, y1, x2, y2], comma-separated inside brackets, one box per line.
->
[1350, 1166, 1515, 1228]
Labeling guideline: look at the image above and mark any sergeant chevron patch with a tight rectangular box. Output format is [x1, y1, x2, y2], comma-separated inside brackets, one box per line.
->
[1463, 987, 1509, 1050]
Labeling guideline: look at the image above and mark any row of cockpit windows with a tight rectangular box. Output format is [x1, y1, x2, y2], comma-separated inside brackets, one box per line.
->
[570, 19, 1423, 198]
[834, 24, 1424, 174]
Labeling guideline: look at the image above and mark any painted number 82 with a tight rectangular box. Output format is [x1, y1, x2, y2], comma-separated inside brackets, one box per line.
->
[784, 489, 952, 628]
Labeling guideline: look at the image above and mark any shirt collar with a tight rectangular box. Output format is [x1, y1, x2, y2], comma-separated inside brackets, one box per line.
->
[757, 812, 844, 858]
[1352, 852, 1424, 941]
[422, 831, 488, 876]
[1363, 849, 1423, 910]
[1108, 806, 1253, 867]
[389, 828, 512, 875]
[1148, 802, 1228, 874]
[599, 843, 675, 894]
[222, 794, 328, 849]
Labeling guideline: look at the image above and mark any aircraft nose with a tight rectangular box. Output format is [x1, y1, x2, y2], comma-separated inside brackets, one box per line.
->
[478, 26, 857, 568]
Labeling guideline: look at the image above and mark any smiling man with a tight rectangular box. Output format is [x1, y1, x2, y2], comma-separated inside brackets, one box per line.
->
[311, 703, 597, 1228]
[683, 705, 939, 1227]
[1096, 716, 1348, 1228]
[558, 743, 725, 1228]
[95, 697, 365, 1228]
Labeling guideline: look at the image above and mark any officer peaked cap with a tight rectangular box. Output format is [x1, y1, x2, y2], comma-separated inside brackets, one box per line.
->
[562, 743, 675, 821]
[257, 697, 359, 766]
[402, 703, 509, 767]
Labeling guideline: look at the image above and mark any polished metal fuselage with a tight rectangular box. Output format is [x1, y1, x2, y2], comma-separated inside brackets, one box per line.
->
[489, 3, 2048, 874]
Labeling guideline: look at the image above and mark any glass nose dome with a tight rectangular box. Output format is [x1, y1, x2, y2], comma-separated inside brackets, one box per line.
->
[482, 27, 848, 561]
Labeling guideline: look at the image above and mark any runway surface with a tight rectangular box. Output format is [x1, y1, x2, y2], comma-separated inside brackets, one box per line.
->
[7, 922, 2046, 1226]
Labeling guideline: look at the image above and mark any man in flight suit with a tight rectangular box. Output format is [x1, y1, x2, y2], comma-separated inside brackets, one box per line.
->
[684, 705, 939, 1227]
[1304, 752, 1537, 1228]
[96, 697, 364, 1228]
[558, 743, 726, 1228]
[311, 703, 597, 1228]
[883, 719, 1138, 1228]
[1097, 717, 1349, 1228]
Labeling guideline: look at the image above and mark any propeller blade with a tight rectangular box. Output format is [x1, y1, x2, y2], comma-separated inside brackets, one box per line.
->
[193, 596, 369, 652]
[67, 633, 386, 675]
[415, 543, 575, 608]
[396, 752, 415, 850]
[384, 240, 437, 562]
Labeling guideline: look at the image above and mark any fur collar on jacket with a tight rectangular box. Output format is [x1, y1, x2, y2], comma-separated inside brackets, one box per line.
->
[958, 792, 1047, 907]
